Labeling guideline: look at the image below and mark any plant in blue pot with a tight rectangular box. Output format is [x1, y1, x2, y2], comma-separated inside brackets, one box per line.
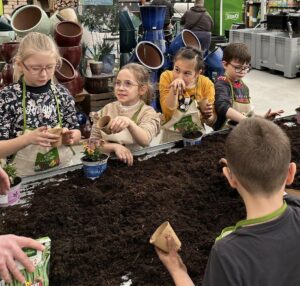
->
[81, 139, 109, 180]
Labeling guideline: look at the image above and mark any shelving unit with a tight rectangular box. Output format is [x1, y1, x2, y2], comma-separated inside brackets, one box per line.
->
[245, 0, 300, 27]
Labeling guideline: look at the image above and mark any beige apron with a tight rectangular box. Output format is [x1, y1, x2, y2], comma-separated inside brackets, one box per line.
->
[223, 78, 254, 129]
[13, 80, 75, 177]
[100, 102, 145, 149]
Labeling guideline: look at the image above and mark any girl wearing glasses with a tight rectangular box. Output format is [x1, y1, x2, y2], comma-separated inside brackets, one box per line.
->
[159, 47, 216, 134]
[90, 63, 160, 166]
[214, 43, 283, 130]
[0, 32, 81, 176]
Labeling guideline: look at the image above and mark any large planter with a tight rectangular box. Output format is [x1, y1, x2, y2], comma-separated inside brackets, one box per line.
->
[2, 63, 14, 86]
[61, 70, 84, 96]
[11, 5, 51, 37]
[0, 41, 20, 63]
[55, 57, 76, 83]
[84, 76, 109, 93]
[58, 45, 82, 69]
[81, 154, 109, 180]
[54, 21, 83, 47]
[0, 176, 21, 207]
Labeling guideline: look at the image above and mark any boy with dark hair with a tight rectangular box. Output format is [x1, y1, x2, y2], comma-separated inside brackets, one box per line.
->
[213, 43, 283, 130]
[156, 117, 300, 286]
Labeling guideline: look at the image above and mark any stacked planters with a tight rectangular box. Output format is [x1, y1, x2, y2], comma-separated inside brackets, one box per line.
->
[54, 21, 84, 97]
[0, 41, 19, 86]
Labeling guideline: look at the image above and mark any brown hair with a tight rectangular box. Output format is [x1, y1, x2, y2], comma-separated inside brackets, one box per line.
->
[119, 63, 153, 104]
[223, 42, 251, 64]
[174, 47, 204, 72]
[225, 117, 291, 195]
[13, 32, 61, 82]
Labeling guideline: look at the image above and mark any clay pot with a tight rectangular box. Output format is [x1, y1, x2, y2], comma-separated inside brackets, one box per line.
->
[84, 76, 109, 94]
[58, 45, 82, 69]
[55, 57, 75, 83]
[11, 5, 50, 37]
[61, 70, 84, 96]
[97, 116, 112, 134]
[2, 63, 14, 86]
[48, 127, 63, 148]
[54, 21, 83, 47]
[89, 62, 103, 76]
[0, 41, 19, 63]
[59, 8, 78, 23]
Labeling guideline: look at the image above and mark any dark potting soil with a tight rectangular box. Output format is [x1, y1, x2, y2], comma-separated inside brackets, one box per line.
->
[0, 118, 300, 286]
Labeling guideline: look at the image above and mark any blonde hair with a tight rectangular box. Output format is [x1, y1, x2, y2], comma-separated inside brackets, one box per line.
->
[13, 32, 61, 82]
[119, 63, 153, 104]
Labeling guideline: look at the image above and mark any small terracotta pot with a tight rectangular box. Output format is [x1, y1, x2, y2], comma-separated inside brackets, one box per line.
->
[97, 115, 112, 134]
[58, 45, 82, 69]
[59, 8, 78, 23]
[90, 62, 103, 75]
[2, 63, 14, 86]
[54, 21, 83, 47]
[84, 76, 109, 94]
[0, 41, 20, 63]
[48, 127, 63, 147]
[55, 57, 75, 83]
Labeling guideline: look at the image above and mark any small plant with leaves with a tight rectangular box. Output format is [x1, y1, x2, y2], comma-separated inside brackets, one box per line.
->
[2, 163, 17, 185]
[82, 139, 105, 162]
[174, 116, 202, 137]
[87, 41, 114, 62]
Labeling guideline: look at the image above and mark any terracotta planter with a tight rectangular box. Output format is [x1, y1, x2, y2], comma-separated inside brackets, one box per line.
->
[89, 61, 103, 75]
[0, 41, 19, 63]
[61, 70, 84, 96]
[2, 63, 14, 86]
[11, 5, 51, 37]
[55, 57, 75, 83]
[59, 8, 78, 23]
[58, 45, 82, 69]
[54, 21, 83, 47]
[84, 76, 109, 93]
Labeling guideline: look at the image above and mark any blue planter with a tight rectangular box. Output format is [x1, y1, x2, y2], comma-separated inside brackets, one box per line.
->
[140, 5, 166, 31]
[81, 155, 108, 180]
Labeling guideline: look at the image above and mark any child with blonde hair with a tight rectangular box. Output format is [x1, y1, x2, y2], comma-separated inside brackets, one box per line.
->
[90, 63, 160, 166]
[0, 32, 81, 175]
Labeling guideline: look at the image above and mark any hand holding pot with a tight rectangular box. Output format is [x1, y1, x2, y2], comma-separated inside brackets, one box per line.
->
[62, 128, 81, 145]
[24, 127, 60, 147]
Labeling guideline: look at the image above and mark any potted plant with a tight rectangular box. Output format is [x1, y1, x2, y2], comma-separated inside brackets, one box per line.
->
[174, 116, 203, 147]
[87, 41, 114, 75]
[81, 139, 109, 180]
[0, 162, 21, 207]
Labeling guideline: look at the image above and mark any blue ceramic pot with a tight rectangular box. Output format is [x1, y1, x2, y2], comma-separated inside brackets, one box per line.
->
[204, 47, 224, 82]
[168, 29, 200, 56]
[142, 30, 166, 53]
[140, 5, 166, 31]
[81, 155, 108, 180]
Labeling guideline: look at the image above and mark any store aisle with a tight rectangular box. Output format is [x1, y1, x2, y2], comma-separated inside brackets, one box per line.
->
[244, 69, 300, 117]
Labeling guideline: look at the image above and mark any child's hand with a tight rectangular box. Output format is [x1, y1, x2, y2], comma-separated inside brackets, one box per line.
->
[25, 127, 59, 147]
[114, 145, 133, 166]
[264, 109, 284, 120]
[109, 116, 132, 133]
[199, 102, 213, 119]
[170, 78, 186, 97]
[155, 236, 187, 274]
[62, 128, 78, 145]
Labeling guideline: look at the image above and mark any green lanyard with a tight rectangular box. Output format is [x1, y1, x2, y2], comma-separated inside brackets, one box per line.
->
[216, 200, 288, 242]
[22, 79, 62, 131]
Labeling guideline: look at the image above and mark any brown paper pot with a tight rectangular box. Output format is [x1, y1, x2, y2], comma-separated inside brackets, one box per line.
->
[48, 127, 63, 147]
[149, 221, 181, 253]
[97, 116, 111, 134]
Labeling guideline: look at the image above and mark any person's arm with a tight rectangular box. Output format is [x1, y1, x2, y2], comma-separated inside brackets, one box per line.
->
[263, 108, 284, 120]
[100, 142, 133, 166]
[0, 168, 10, 195]
[180, 12, 187, 26]
[0, 127, 60, 158]
[0, 235, 44, 284]
[156, 236, 195, 286]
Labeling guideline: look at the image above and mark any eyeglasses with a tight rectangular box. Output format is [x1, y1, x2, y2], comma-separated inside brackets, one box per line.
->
[229, 63, 251, 73]
[22, 62, 58, 75]
[114, 80, 139, 90]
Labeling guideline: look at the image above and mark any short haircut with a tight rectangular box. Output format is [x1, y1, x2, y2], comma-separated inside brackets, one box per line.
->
[223, 42, 251, 64]
[174, 47, 204, 72]
[225, 117, 291, 195]
[195, 0, 204, 6]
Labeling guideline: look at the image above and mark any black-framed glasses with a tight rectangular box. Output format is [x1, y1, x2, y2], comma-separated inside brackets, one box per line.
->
[22, 62, 58, 75]
[229, 63, 251, 73]
[114, 80, 139, 90]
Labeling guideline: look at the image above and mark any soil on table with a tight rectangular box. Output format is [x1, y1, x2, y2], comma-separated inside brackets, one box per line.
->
[1, 118, 300, 286]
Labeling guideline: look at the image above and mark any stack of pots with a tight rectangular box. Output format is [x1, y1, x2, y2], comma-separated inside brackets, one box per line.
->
[54, 20, 84, 97]
[0, 41, 20, 86]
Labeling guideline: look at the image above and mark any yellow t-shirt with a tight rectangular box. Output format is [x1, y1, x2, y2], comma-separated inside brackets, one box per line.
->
[159, 70, 216, 125]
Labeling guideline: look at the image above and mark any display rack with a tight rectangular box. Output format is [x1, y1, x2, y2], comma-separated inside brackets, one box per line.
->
[245, 0, 300, 27]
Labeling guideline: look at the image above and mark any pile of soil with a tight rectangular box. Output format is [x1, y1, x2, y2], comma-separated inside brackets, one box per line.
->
[0, 118, 299, 286]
